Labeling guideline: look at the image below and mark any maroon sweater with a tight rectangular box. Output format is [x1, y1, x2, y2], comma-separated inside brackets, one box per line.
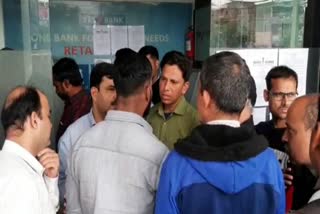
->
[55, 89, 91, 149]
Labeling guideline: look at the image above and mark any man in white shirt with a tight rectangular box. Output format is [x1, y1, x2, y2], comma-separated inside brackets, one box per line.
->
[58, 62, 116, 207]
[66, 50, 168, 214]
[0, 86, 59, 214]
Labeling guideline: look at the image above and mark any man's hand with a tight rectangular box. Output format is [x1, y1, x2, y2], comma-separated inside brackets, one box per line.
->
[37, 148, 59, 178]
[284, 167, 294, 187]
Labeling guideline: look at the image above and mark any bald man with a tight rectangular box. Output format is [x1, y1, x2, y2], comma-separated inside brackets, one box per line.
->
[282, 95, 318, 210]
[0, 86, 59, 213]
[289, 96, 320, 213]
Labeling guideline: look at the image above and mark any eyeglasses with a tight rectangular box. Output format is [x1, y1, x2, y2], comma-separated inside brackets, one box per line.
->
[269, 92, 298, 101]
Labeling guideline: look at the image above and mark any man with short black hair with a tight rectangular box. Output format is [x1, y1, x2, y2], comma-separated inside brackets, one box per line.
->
[155, 52, 285, 214]
[139, 45, 161, 104]
[254, 66, 309, 210]
[0, 86, 59, 213]
[255, 66, 298, 169]
[114, 48, 136, 65]
[58, 62, 116, 208]
[147, 51, 199, 150]
[66, 52, 168, 213]
[52, 57, 91, 147]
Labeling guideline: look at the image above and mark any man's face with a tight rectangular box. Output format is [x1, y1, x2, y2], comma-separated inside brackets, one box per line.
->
[146, 55, 159, 84]
[282, 105, 311, 166]
[53, 80, 68, 101]
[159, 64, 189, 107]
[264, 77, 297, 120]
[94, 76, 116, 115]
[38, 92, 52, 147]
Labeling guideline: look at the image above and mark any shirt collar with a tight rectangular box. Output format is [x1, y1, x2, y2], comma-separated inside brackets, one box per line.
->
[206, 120, 240, 127]
[2, 140, 44, 176]
[309, 189, 320, 203]
[157, 96, 188, 117]
[106, 110, 153, 133]
[88, 109, 96, 127]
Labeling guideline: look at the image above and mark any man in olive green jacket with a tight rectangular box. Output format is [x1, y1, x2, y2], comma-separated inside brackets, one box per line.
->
[147, 51, 199, 150]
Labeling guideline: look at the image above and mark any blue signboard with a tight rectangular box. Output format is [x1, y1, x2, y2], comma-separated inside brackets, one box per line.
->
[4, 0, 192, 89]
[48, 1, 192, 63]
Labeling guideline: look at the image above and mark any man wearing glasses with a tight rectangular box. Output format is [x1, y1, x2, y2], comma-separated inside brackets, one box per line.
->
[255, 66, 304, 210]
[256, 65, 298, 168]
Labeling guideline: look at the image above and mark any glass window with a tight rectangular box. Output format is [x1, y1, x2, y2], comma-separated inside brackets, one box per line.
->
[210, 0, 307, 51]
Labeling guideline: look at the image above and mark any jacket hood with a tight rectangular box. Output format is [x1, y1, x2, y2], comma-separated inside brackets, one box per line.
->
[175, 124, 268, 162]
[174, 124, 270, 194]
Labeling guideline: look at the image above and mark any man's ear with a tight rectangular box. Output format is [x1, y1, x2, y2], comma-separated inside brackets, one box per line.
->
[91, 87, 98, 102]
[310, 122, 320, 172]
[311, 122, 320, 150]
[263, 89, 269, 102]
[182, 81, 190, 95]
[62, 79, 71, 90]
[30, 111, 39, 129]
[145, 82, 152, 103]
[202, 89, 211, 108]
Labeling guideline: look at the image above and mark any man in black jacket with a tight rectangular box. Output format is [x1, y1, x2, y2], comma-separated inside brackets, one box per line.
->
[255, 66, 298, 169]
[138, 45, 161, 105]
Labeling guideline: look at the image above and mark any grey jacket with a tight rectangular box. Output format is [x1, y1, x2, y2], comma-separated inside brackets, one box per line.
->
[66, 110, 169, 214]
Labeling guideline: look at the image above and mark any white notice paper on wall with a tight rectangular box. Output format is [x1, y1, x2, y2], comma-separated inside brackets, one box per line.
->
[128, 26, 145, 52]
[278, 48, 308, 96]
[93, 25, 111, 55]
[111, 26, 128, 55]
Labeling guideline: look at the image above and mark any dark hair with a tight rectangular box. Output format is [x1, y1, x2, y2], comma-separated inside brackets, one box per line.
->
[248, 75, 257, 106]
[266, 66, 298, 90]
[200, 51, 251, 114]
[138, 45, 159, 60]
[90, 63, 114, 89]
[1, 86, 42, 133]
[1, 47, 13, 51]
[113, 52, 152, 97]
[114, 48, 136, 66]
[160, 51, 192, 82]
[52, 57, 83, 86]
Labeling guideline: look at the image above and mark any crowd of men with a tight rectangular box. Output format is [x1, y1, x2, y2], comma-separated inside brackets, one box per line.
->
[0, 46, 320, 214]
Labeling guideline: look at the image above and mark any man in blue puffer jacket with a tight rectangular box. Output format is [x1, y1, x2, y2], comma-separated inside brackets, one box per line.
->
[155, 51, 285, 214]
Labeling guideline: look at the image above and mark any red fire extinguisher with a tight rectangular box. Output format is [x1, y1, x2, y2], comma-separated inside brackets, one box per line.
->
[186, 26, 195, 61]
